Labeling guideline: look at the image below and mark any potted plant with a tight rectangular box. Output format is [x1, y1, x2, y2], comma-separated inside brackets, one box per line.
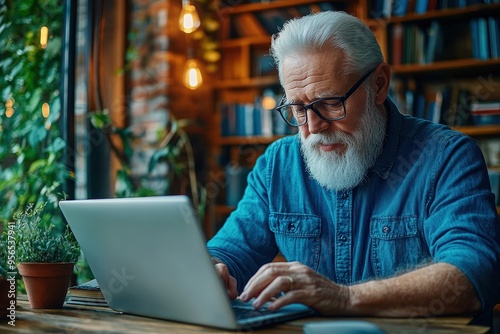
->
[14, 202, 80, 309]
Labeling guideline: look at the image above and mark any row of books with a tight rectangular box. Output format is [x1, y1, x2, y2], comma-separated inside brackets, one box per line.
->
[470, 17, 500, 59]
[65, 279, 108, 308]
[390, 16, 500, 65]
[219, 99, 296, 137]
[390, 79, 500, 126]
[470, 100, 500, 125]
[373, 0, 499, 18]
[225, 164, 251, 207]
[229, 2, 338, 38]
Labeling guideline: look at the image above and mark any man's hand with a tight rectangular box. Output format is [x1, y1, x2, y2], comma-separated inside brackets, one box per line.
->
[214, 262, 238, 299]
[239, 261, 350, 314]
[239, 261, 480, 318]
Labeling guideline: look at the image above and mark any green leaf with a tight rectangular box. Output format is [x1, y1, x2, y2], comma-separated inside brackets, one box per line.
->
[45, 137, 66, 154]
[115, 169, 134, 198]
[28, 159, 47, 173]
[28, 124, 47, 147]
[48, 96, 61, 122]
[89, 110, 111, 129]
[45, 36, 62, 58]
[27, 88, 43, 112]
[148, 148, 169, 173]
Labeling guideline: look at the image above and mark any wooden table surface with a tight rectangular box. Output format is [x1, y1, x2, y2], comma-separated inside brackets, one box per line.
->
[0, 298, 491, 334]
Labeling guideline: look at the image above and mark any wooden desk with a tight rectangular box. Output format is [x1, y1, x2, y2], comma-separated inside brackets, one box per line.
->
[0, 299, 490, 334]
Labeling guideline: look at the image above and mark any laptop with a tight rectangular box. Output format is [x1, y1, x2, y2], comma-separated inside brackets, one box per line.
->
[59, 196, 314, 330]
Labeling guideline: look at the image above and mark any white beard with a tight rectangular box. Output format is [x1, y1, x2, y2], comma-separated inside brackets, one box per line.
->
[299, 95, 386, 191]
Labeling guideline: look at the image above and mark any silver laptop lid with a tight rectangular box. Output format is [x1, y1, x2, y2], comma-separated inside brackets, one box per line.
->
[60, 196, 239, 329]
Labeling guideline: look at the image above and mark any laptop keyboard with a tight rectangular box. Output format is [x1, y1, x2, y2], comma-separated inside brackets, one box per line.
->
[232, 299, 275, 320]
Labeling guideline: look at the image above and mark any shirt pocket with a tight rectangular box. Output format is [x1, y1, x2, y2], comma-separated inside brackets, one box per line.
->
[269, 213, 321, 270]
[370, 216, 423, 278]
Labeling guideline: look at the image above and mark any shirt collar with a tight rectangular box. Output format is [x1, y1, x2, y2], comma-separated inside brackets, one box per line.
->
[371, 97, 403, 179]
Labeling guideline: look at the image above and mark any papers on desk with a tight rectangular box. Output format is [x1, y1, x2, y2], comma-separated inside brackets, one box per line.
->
[65, 279, 108, 307]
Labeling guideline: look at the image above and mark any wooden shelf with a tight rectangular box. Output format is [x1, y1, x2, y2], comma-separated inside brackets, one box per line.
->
[392, 58, 500, 76]
[220, 35, 271, 48]
[453, 125, 500, 137]
[220, 0, 348, 15]
[388, 3, 500, 24]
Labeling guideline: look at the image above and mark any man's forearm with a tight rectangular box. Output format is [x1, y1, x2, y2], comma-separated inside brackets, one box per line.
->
[346, 262, 481, 317]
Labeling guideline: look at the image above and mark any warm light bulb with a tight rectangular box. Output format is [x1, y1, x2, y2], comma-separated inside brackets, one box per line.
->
[40, 26, 48, 49]
[42, 102, 50, 118]
[178, 2, 200, 34]
[261, 90, 277, 110]
[5, 99, 14, 118]
[183, 59, 203, 90]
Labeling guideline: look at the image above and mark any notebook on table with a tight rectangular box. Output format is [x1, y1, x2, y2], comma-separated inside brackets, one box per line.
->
[59, 196, 314, 330]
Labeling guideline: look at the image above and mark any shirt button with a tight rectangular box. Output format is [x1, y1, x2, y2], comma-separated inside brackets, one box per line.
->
[342, 192, 349, 199]
[287, 222, 296, 233]
[382, 226, 391, 234]
[339, 235, 347, 242]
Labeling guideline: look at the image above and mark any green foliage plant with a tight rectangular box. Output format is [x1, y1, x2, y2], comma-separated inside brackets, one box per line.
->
[14, 203, 80, 264]
[0, 0, 70, 230]
[90, 110, 207, 218]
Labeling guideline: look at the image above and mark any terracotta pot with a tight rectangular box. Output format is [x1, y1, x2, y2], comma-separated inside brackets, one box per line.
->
[18, 262, 74, 309]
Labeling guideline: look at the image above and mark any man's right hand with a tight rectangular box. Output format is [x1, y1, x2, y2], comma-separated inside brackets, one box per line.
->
[214, 262, 238, 299]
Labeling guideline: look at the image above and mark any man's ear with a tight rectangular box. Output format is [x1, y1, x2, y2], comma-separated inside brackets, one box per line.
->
[373, 63, 391, 106]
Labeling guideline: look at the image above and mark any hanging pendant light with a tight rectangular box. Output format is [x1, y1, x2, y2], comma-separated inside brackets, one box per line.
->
[183, 59, 203, 90]
[178, 0, 200, 34]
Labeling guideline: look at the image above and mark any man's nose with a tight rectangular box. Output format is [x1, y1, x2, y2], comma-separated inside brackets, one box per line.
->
[306, 108, 330, 134]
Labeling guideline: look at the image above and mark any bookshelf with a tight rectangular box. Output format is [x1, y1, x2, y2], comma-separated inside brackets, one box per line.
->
[206, 0, 500, 237]
[206, 0, 361, 237]
[364, 0, 500, 214]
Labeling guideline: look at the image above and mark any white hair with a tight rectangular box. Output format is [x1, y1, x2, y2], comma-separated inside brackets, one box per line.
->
[270, 11, 383, 85]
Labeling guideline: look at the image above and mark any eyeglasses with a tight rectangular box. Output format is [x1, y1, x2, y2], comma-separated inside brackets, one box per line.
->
[275, 68, 375, 127]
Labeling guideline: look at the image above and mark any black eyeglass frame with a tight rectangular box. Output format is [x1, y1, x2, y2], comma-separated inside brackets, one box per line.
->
[275, 68, 376, 127]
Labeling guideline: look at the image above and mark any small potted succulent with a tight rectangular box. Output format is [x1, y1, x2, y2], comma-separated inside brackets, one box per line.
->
[14, 202, 80, 309]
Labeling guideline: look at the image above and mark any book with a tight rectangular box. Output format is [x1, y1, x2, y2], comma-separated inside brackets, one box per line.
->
[233, 13, 267, 37]
[488, 17, 499, 59]
[391, 23, 404, 65]
[372, 0, 385, 18]
[392, 0, 409, 16]
[425, 20, 441, 63]
[254, 9, 291, 35]
[68, 279, 103, 298]
[415, 0, 429, 13]
[383, 0, 393, 17]
[470, 18, 480, 59]
[477, 17, 490, 60]
[66, 279, 108, 307]
[225, 164, 251, 206]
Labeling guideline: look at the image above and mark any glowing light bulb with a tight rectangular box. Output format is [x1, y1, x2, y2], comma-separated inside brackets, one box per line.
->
[178, 2, 200, 34]
[183, 59, 203, 90]
[42, 102, 50, 118]
[40, 26, 48, 49]
[5, 99, 14, 118]
[261, 89, 277, 110]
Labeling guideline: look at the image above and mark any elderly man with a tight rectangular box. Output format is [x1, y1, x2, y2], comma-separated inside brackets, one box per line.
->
[207, 10, 500, 326]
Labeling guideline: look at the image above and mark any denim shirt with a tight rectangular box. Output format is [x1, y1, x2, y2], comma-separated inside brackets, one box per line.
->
[207, 99, 500, 321]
